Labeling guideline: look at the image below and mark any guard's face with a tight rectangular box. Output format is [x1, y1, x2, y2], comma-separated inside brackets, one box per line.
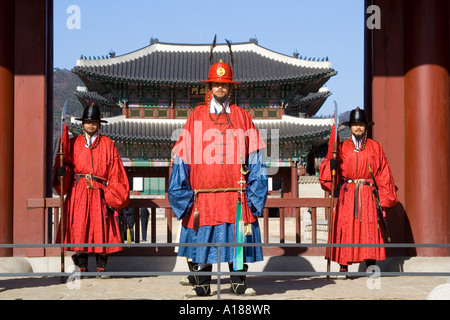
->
[83, 120, 100, 136]
[350, 122, 366, 139]
[211, 82, 230, 102]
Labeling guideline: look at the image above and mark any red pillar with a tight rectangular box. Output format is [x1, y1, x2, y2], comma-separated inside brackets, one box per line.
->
[13, 0, 50, 256]
[404, 0, 450, 256]
[122, 101, 128, 117]
[290, 161, 298, 198]
[290, 161, 298, 217]
[367, 0, 407, 254]
[0, 0, 15, 257]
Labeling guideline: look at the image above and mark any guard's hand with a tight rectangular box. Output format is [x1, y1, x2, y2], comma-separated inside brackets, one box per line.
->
[57, 166, 66, 177]
[330, 159, 339, 170]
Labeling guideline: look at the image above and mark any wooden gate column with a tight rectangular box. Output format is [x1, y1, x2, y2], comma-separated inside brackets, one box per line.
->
[0, 0, 15, 257]
[404, 0, 450, 256]
[13, 0, 52, 256]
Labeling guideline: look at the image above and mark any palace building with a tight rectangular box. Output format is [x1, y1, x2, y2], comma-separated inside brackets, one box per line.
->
[70, 39, 337, 199]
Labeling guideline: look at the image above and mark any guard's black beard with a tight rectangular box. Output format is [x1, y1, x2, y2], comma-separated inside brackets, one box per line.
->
[353, 133, 365, 141]
[213, 95, 228, 105]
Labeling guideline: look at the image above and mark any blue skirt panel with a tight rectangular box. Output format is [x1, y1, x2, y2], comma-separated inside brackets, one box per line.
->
[177, 221, 263, 264]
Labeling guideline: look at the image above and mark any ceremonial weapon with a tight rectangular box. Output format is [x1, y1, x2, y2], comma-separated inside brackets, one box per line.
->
[326, 101, 339, 280]
[116, 210, 133, 243]
[368, 164, 391, 243]
[58, 100, 68, 282]
[233, 175, 246, 271]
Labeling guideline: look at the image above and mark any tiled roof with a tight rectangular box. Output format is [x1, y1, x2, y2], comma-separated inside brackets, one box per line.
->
[73, 41, 336, 85]
[292, 90, 332, 105]
[287, 89, 333, 117]
[75, 87, 115, 105]
[254, 116, 333, 141]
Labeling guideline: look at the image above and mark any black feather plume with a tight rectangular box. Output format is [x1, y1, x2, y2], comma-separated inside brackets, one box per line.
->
[209, 34, 217, 66]
[225, 39, 234, 68]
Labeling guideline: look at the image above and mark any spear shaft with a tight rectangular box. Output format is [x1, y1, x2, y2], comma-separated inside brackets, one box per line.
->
[326, 101, 339, 280]
[58, 101, 68, 282]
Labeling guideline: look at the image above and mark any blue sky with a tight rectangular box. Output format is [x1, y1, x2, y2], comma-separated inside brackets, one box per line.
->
[54, 0, 365, 117]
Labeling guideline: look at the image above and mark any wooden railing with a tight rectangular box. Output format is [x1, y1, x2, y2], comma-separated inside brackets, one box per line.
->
[125, 197, 333, 256]
[32, 196, 334, 257]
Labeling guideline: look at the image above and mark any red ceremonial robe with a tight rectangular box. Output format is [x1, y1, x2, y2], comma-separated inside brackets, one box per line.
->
[319, 127, 398, 265]
[53, 133, 130, 254]
[172, 103, 266, 229]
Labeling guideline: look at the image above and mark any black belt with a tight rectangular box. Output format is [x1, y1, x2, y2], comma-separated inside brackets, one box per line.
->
[76, 174, 108, 186]
[344, 179, 373, 187]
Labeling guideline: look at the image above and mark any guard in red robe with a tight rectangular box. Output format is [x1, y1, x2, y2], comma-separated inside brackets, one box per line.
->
[53, 103, 130, 275]
[319, 107, 398, 272]
[169, 59, 268, 297]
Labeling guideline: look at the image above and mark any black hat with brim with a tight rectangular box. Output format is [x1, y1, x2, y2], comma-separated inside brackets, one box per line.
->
[75, 103, 108, 123]
[341, 107, 374, 126]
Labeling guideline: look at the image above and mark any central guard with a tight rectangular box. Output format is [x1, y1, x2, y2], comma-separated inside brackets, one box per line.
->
[168, 38, 268, 297]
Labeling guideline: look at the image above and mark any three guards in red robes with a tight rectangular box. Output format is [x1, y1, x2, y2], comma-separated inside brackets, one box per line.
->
[53, 103, 130, 275]
[319, 107, 398, 273]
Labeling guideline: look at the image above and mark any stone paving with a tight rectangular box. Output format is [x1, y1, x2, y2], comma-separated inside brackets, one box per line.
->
[0, 273, 449, 300]
[1, 216, 450, 302]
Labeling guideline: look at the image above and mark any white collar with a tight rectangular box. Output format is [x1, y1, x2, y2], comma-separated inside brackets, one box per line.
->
[210, 97, 230, 114]
[84, 131, 99, 148]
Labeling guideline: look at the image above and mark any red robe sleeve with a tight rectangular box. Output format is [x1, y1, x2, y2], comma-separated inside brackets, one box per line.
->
[374, 148, 398, 208]
[102, 144, 130, 211]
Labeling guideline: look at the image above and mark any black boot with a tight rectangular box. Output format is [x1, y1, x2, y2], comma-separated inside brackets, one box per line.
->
[229, 263, 256, 296]
[365, 259, 377, 272]
[338, 264, 349, 279]
[95, 253, 109, 278]
[72, 253, 88, 273]
[339, 264, 348, 272]
[180, 260, 197, 286]
[185, 264, 212, 297]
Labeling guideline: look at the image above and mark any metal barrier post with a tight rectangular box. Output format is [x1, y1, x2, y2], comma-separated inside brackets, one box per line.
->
[217, 245, 221, 300]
